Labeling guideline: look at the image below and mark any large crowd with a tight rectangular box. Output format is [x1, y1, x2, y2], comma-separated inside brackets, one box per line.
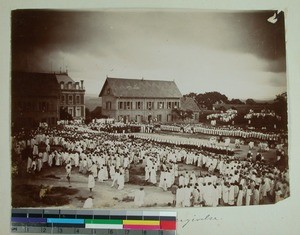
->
[12, 122, 289, 208]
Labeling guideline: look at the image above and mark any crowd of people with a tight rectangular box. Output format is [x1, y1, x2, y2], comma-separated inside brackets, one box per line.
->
[244, 109, 280, 120]
[11, 120, 289, 208]
[207, 109, 238, 123]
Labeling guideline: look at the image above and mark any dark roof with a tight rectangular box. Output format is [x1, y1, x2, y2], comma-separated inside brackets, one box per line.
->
[12, 72, 60, 97]
[55, 73, 75, 84]
[99, 77, 182, 98]
[181, 97, 201, 112]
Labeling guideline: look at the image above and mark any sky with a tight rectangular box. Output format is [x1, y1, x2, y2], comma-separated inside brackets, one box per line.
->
[11, 10, 287, 100]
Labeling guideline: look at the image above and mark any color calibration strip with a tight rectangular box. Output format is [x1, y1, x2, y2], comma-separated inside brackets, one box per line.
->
[11, 209, 176, 234]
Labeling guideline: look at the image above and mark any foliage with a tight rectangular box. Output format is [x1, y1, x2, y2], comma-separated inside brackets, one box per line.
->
[172, 108, 193, 121]
[228, 99, 245, 105]
[195, 91, 229, 110]
[245, 98, 256, 105]
[183, 92, 197, 99]
[271, 92, 288, 130]
[59, 107, 73, 120]
[85, 106, 106, 124]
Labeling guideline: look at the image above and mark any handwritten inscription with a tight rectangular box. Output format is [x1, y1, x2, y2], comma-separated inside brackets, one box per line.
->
[177, 214, 222, 228]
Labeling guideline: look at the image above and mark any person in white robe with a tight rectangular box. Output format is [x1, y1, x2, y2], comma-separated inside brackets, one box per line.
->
[27, 156, 32, 173]
[42, 152, 48, 164]
[184, 172, 190, 186]
[111, 170, 120, 188]
[159, 171, 166, 188]
[245, 185, 252, 206]
[73, 152, 79, 167]
[212, 185, 219, 207]
[65, 163, 72, 184]
[134, 188, 145, 207]
[253, 185, 260, 205]
[31, 159, 37, 173]
[236, 185, 244, 206]
[83, 196, 93, 209]
[33, 144, 39, 156]
[117, 173, 125, 190]
[183, 185, 192, 207]
[103, 165, 109, 180]
[192, 186, 200, 206]
[125, 168, 130, 183]
[149, 167, 157, 184]
[179, 174, 184, 187]
[275, 187, 283, 203]
[161, 179, 168, 191]
[145, 166, 150, 182]
[98, 167, 106, 182]
[48, 153, 54, 167]
[109, 165, 116, 180]
[176, 186, 184, 207]
[222, 184, 230, 205]
[90, 163, 98, 178]
[88, 173, 95, 192]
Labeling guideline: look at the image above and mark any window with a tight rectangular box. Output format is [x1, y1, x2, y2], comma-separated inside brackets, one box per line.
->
[68, 95, 73, 104]
[107, 88, 111, 95]
[61, 95, 65, 103]
[157, 114, 162, 122]
[106, 101, 112, 110]
[167, 102, 172, 109]
[76, 108, 81, 117]
[60, 83, 64, 89]
[81, 95, 84, 104]
[118, 101, 123, 110]
[157, 101, 164, 109]
[146, 102, 154, 110]
[68, 83, 72, 89]
[68, 108, 73, 116]
[76, 96, 80, 104]
[76, 83, 79, 89]
[136, 101, 143, 110]
[125, 102, 132, 110]
[39, 102, 47, 112]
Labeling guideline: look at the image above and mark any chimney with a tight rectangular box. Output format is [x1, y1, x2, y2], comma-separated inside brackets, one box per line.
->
[80, 80, 84, 89]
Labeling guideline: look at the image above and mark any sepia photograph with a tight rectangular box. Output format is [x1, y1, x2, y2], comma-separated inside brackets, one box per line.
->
[11, 9, 288, 210]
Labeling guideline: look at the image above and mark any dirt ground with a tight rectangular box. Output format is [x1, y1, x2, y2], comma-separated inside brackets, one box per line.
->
[12, 132, 280, 209]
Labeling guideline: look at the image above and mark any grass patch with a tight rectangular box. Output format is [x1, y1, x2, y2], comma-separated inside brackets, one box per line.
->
[12, 184, 79, 207]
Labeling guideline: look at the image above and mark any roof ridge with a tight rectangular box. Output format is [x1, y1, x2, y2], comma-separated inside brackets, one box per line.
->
[107, 77, 174, 83]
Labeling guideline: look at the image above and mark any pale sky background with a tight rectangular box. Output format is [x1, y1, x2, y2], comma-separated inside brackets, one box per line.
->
[11, 10, 287, 100]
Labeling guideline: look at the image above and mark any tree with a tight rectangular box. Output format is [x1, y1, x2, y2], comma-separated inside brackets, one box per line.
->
[172, 108, 193, 121]
[59, 107, 73, 120]
[245, 98, 256, 105]
[195, 92, 229, 110]
[229, 99, 245, 105]
[272, 92, 288, 130]
[183, 92, 197, 99]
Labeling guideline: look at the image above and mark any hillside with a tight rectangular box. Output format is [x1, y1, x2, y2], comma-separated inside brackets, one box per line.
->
[85, 95, 102, 111]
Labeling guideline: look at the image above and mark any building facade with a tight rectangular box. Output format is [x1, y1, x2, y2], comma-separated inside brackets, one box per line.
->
[11, 72, 60, 130]
[56, 72, 86, 120]
[99, 77, 182, 123]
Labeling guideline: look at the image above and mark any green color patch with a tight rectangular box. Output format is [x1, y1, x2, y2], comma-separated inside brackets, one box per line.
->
[85, 219, 123, 224]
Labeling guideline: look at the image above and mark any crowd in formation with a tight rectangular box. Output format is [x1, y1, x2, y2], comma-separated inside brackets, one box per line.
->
[160, 123, 282, 144]
[12, 122, 289, 208]
[206, 109, 238, 123]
